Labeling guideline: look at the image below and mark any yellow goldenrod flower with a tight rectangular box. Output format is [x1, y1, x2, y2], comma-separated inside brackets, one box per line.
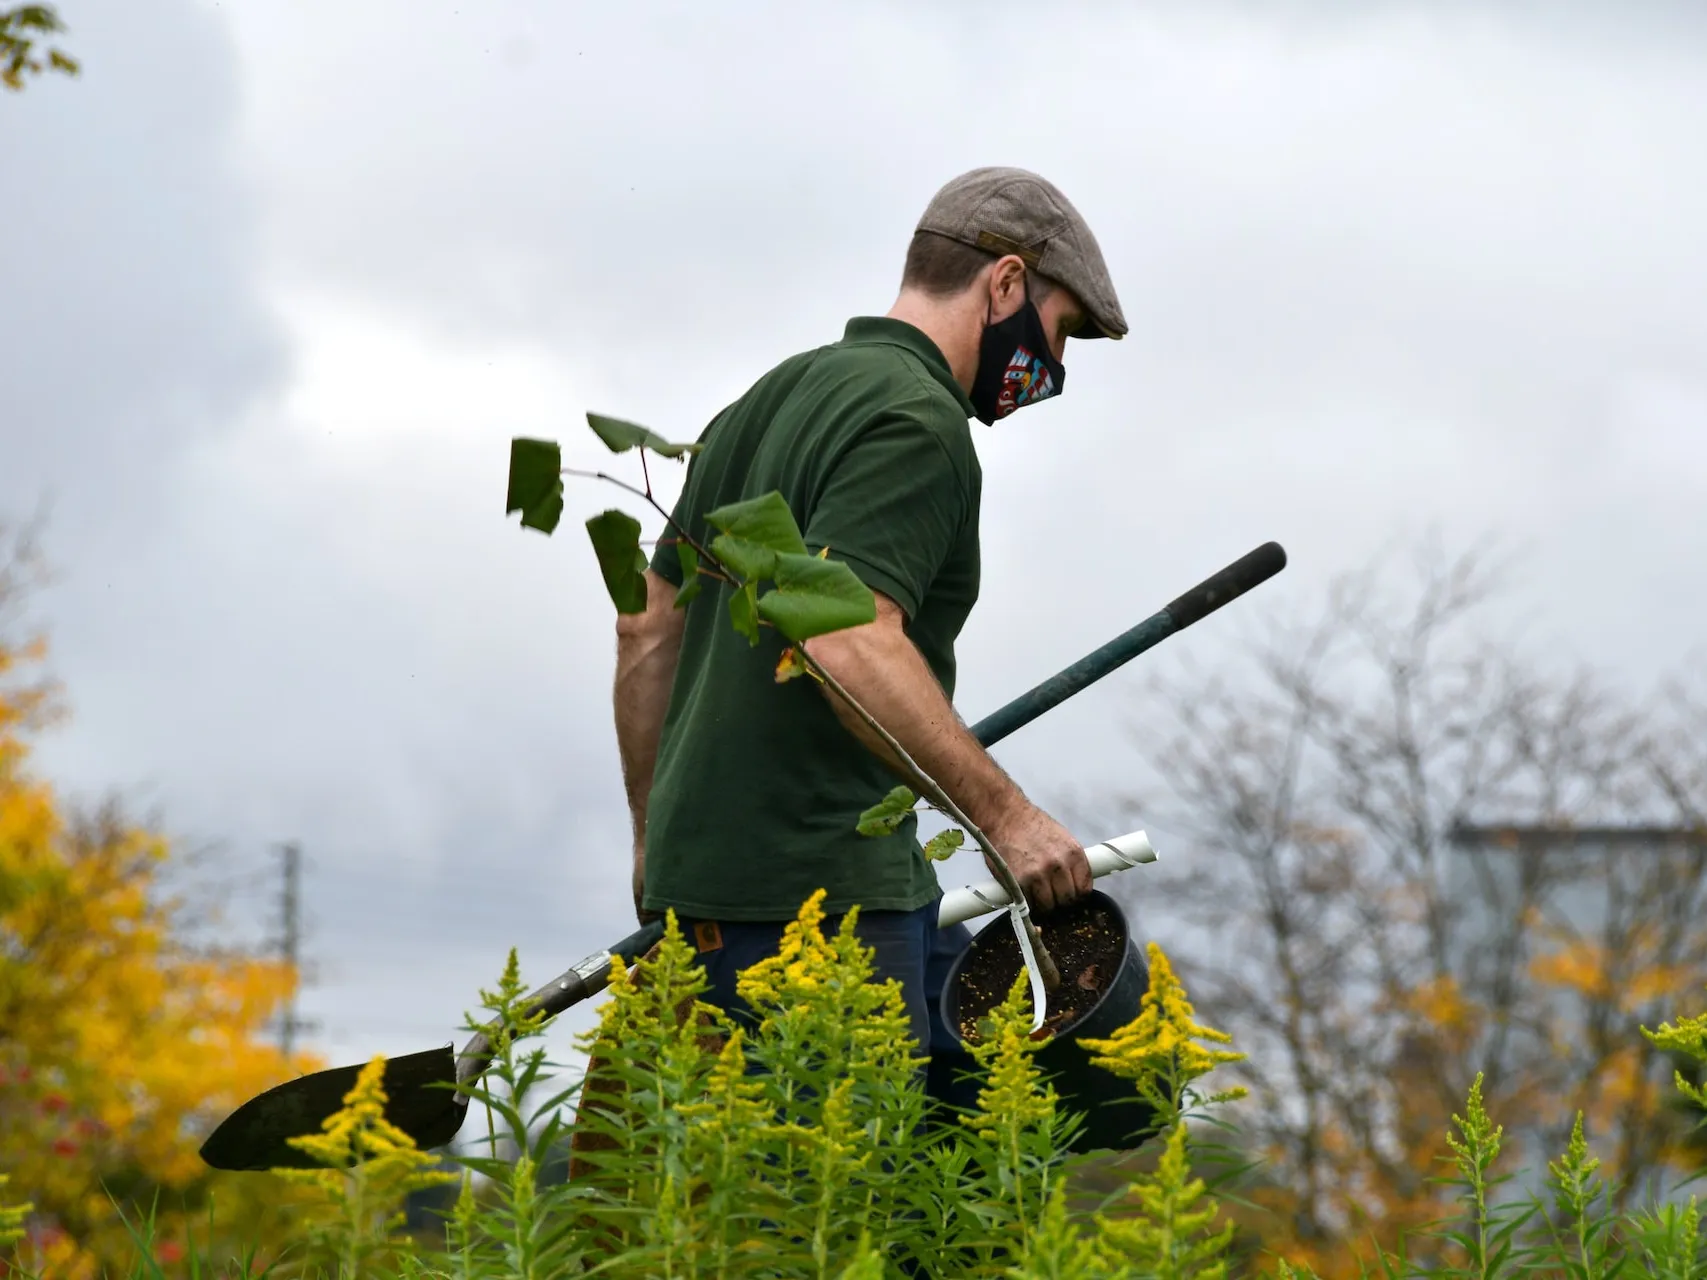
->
[679, 1029, 770, 1138]
[1009, 1180, 1124, 1278]
[735, 891, 919, 1069]
[1096, 1121, 1236, 1279]
[273, 1054, 455, 1275]
[1079, 943, 1244, 1104]
[580, 910, 724, 1068]
[735, 889, 833, 1010]
[278, 1054, 450, 1187]
[1642, 988, 1707, 1108]
[962, 972, 1057, 1142]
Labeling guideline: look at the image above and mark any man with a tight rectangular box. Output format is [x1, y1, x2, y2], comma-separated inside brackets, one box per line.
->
[612, 167, 1127, 1078]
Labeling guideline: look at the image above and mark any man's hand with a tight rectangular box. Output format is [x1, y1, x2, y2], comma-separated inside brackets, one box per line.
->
[985, 802, 1093, 916]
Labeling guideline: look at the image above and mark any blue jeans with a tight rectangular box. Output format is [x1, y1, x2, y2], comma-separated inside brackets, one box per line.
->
[678, 899, 980, 1110]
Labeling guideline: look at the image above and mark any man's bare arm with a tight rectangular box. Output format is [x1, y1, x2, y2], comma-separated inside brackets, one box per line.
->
[614, 569, 687, 921]
[803, 591, 1092, 914]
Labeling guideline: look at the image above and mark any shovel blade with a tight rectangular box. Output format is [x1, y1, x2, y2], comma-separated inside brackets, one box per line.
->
[199, 1046, 464, 1171]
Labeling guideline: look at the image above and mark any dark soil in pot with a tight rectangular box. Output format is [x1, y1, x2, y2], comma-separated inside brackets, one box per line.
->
[954, 895, 1128, 1042]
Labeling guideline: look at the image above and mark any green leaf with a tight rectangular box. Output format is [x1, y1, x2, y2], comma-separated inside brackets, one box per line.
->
[586, 412, 702, 458]
[728, 581, 760, 646]
[708, 533, 776, 584]
[705, 492, 807, 584]
[857, 786, 917, 837]
[922, 829, 965, 862]
[506, 438, 564, 534]
[673, 543, 701, 609]
[705, 491, 808, 552]
[756, 554, 876, 643]
[585, 510, 648, 614]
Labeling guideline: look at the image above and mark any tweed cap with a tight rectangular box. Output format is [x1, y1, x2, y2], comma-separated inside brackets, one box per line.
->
[916, 167, 1126, 340]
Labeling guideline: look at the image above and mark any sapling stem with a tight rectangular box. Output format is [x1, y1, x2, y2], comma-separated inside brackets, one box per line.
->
[569, 459, 1064, 990]
[797, 650, 1063, 991]
[565, 466, 658, 508]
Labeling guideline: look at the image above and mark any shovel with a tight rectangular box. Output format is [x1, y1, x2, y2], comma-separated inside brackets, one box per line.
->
[199, 542, 1286, 1171]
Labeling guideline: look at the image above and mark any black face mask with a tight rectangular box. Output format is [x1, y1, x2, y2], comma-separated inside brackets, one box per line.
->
[968, 282, 1066, 426]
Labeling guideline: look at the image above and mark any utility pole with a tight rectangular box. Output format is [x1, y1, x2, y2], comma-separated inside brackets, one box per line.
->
[274, 841, 319, 1064]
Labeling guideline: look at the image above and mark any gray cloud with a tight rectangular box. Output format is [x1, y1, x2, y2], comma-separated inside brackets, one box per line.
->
[2, 0, 285, 489]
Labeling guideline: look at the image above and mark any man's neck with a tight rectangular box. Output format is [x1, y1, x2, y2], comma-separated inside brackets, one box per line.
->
[884, 292, 981, 393]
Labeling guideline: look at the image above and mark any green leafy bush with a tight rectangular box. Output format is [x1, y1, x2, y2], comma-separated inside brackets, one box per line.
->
[429, 894, 1247, 1279]
[221, 954, 1707, 1276]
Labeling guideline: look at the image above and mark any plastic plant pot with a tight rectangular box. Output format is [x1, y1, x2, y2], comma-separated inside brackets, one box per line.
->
[938, 889, 1158, 1153]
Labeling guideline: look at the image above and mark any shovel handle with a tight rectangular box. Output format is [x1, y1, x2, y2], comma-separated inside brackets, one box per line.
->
[453, 921, 666, 1089]
[1163, 541, 1287, 630]
[966, 542, 1285, 747]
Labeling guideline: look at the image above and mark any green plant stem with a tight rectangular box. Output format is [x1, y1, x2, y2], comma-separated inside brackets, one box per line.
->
[796, 649, 1062, 990]
[564, 468, 733, 589]
[572, 462, 1063, 989]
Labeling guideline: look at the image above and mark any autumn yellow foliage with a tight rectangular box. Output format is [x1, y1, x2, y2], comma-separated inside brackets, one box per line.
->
[1, 587, 311, 1275]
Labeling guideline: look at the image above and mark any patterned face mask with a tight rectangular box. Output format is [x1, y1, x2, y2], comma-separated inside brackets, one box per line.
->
[968, 279, 1066, 425]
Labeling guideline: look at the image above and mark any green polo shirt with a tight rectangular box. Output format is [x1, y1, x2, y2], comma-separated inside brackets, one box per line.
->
[642, 317, 982, 922]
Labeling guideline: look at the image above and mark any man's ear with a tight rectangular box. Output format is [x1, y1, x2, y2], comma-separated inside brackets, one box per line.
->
[986, 254, 1029, 322]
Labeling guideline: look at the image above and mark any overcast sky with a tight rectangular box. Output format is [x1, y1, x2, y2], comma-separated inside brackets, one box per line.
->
[4, 0, 1705, 1083]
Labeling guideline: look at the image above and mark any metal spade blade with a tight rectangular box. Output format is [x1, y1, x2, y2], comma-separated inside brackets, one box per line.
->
[199, 1046, 462, 1171]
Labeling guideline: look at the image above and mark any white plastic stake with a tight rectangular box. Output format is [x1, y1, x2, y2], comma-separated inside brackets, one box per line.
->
[936, 830, 1157, 929]
[1008, 902, 1050, 1034]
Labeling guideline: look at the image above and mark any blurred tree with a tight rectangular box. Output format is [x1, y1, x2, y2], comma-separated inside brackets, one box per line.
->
[1099, 541, 1707, 1276]
[1, 5, 78, 91]
[0, 524, 314, 1278]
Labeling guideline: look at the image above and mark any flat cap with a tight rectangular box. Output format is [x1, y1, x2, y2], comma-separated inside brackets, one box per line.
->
[916, 167, 1126, 340]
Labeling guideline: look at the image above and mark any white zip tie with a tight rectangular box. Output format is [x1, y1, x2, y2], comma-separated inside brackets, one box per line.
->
[1008, 901, 1049, 1034]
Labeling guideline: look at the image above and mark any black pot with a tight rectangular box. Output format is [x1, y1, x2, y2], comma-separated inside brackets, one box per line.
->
[937, 890, 1157, 1153]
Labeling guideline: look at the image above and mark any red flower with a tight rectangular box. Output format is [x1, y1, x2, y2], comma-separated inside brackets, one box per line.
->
[155, 1240, 185, 1264]
[41, 1092, 70, 1114]
[51, 1137, 78, 1158]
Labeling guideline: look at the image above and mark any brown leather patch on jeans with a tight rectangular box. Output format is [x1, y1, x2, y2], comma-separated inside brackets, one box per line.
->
[692, 920, 723, 953]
